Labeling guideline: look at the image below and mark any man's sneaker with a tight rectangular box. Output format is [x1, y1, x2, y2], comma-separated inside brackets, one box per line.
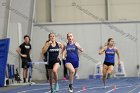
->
[68, 84, 73, 93]
[23, 78, 26, 83]
[54, 83, 59, 92]
[28, 78, 31, 83]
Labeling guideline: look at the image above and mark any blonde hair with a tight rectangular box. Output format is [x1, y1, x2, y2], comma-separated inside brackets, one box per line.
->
[67, 32, 75, 42]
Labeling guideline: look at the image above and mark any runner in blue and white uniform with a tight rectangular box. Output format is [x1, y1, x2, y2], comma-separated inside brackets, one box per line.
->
[99, 38, 121, 87]
[63, 32, 83, 93]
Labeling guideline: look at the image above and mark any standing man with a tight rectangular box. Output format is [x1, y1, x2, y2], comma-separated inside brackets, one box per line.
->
[16, 35, 32, 83]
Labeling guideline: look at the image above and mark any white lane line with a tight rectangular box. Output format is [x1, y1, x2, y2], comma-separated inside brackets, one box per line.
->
[75, 86, 111, 93]
[127, 85, 140, 93]
[17, 87, 68, 93]
[105, 89, 114, 93]
[44, 88, 68, 93]
[18, 85, 101, 93]
[105, 85, 134, 93]
[17, 88, 50, 93]
[75, 84, 135, 93]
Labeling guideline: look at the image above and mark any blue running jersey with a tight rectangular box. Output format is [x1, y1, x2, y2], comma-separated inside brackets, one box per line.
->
[104, 47, 115, 63]
[66, 43, 79, 62]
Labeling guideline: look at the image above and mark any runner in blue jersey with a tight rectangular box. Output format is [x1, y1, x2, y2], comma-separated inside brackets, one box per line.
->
[63, 32, 83, 93]
[99, 38, 121, 87]
[42, 33, 63, 93]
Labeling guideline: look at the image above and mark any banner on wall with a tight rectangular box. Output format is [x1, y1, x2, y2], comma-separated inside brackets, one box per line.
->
[0, 38, 10, 87]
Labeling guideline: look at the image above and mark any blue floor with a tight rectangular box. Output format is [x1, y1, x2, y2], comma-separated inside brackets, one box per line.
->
[1, 77, 140, 93]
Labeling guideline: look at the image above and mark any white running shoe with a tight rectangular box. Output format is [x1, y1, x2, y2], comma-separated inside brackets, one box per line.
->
[68, 84, 73, 93]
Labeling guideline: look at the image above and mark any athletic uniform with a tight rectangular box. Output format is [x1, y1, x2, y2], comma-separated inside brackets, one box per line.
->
[65, 43, 79, 68]
[104, 47, 115, 66]
[19, 42, 31, 68]
[47, 42, 61, 69]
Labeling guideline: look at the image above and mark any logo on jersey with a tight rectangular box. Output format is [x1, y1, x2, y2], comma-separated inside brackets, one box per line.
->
[67, 47, 75, 51]
[106, 51, 115, 54]
[25, 45, 30, 49]
[49, 49, 59, 52]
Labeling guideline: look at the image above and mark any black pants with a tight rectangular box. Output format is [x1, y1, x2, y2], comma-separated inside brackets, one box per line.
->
[45, 64, 49, 80]
[21, 58, 31, 68]
[44, 58, 49, 80]
[63, 60, 68, 77]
